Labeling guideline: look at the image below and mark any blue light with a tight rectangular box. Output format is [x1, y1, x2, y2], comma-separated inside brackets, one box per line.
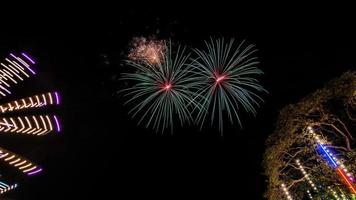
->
[0, 181, 9, 187]
[317, 144, 338, 168]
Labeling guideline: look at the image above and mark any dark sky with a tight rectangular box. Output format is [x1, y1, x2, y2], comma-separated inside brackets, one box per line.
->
[0, 4, 355, 199]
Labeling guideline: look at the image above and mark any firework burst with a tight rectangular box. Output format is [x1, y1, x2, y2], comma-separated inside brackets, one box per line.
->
[122, 40, 197, 133]
[128, 37, 166, 66]
[191, 38, 266, 134]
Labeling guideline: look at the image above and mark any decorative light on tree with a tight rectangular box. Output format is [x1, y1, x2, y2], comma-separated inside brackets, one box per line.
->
[295, 159, 318, 192]
[340, 190, 349, 200]
[281, 183, 293, 200]
[264, 72, 356, 200]
[306, 190, 313, 199]
[307, 126, 356, 195]
[0, 52, 61, 195]
[329, 186, 342, 200]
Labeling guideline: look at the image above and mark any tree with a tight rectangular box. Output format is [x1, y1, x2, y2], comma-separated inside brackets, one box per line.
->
[264, 71, 356, 199]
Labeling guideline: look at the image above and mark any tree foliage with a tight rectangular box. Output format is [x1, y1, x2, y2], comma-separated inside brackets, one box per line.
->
[264, 71, 356, 199]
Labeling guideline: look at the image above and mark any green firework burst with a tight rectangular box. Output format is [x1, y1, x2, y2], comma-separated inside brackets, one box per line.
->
[121, 42, 198, 133]
[191, 38, 266, 134]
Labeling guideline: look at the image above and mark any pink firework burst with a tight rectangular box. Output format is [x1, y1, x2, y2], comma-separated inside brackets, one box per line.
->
[128, 37, 166, 65]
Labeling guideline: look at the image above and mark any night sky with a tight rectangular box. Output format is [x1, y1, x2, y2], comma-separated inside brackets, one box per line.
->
[0, 4, 355, 199]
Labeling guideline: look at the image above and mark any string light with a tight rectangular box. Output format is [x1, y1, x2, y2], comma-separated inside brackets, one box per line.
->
[0, 180, 17, 195]
[329, 187, 342, 200]
[339, 190, 349, 200]
[0, 115, 60, 135]
[0, 147, 43, 176]
[0, 52, 61, 195]
[0, 92, 60, 114]
[306, 190, 313, 199]
[281, 183, 293, 200]
[0, 53, 36, 97]
[296, 159, 318, 192]
[307, 126, 356, 195]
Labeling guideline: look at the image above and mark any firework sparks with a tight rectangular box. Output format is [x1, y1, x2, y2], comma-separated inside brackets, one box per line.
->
[128, 37, 166, 65]
[191, 38, 266, 134]
[122, 41, 197, 133]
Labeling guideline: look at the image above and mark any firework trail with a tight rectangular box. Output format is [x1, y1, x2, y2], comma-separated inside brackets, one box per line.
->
[0, 52, 61, 195]
[122, 40, 197, 133]
[191, 38, 266, 134]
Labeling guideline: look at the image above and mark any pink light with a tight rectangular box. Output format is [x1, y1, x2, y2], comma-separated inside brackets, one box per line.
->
[54, 92, 60, 105]
[0, 85, 11, 94]
[164, 84, 171, 90]
[214, 72, 227, 84]
[216, 75, 226, 83]
[162, 83, 172, 91]
[27, 168, 43, 176]
[10, 53, 16, 59]
[53, 115, 61, 132]
[21, 52, 35, 64]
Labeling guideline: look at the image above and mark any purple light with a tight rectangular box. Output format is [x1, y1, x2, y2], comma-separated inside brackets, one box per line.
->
[0, 85, 11, 94]
[21, 52, 35, 64]
[53, 115, 61, 132]
[10, 53, 16, 59]
[27, 168, 42, 176]
[54, 92, 60, 105]
[23, 64, 36, 75]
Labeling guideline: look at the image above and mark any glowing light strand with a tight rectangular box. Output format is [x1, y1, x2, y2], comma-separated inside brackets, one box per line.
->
[307, 126, 356, 195]
[0, 92, 60, 114]
[306, 190, 313, 199]
[0, 53, 36, 96]
[329, 187, 342, 200]
[295, 159, 318, 192]
[0, 147, 42, 176]
[0, 181, 18, 195]
[281, 183, 293, 200]
[0, 52, 62, 180]
[0, 115, 60, 135]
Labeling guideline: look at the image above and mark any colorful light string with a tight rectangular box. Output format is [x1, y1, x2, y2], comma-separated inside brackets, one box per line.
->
[0, 53, 36, 96]
[307, 126, 356, 195]
[0, 52, 61, 195]
[0, 147, 43, 176]
[0, 92, 60, 114]
[0, 180, 17, 195]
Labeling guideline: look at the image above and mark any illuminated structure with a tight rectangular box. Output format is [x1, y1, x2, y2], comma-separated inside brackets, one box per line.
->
[307, 126, 356, 195]
[0, 52, 61, 195]
[0, 180, 17, 195]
